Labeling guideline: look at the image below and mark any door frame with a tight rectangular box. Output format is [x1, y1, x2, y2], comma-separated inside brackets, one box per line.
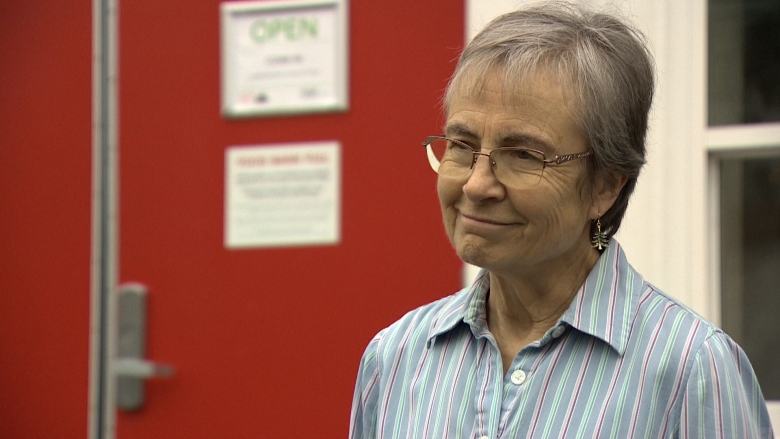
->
[90, 0, 120, 436]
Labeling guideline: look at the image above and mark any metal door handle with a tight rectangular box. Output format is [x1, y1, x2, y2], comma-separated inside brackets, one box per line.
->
[113, 358, 174, 378]
[115, 283, 174, 411]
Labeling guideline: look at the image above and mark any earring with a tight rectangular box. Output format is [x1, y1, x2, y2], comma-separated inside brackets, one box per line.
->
[591, 218, 609, 251]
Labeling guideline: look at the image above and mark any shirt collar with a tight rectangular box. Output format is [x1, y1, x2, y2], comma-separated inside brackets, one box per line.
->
[426, 270, 489, 347]
[560, 241, 641, 355]
[426, 241, 642, 355]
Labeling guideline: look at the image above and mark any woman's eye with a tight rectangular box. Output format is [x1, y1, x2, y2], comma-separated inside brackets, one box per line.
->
[448, 141, 473, 151]
[511, 149, 534, 159]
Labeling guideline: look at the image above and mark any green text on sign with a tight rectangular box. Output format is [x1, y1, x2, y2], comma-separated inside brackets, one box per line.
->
[250, 16, 319, 43]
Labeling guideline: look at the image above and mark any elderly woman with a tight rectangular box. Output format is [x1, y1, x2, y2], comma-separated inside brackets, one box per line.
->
[350, 3, 773, 439]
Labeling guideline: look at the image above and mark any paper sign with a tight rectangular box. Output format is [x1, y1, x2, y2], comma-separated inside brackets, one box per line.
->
[225, 142, 341, 248]
[220, 0, 348, 117]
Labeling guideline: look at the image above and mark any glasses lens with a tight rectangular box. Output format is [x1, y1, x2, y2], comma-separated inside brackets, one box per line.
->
[492, 148, 546, 187]
[423, 138, 547, 187]
[426, 138, 473, 176]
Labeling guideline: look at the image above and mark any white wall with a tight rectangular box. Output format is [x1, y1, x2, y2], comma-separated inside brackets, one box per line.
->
[464, 0, 712, 320]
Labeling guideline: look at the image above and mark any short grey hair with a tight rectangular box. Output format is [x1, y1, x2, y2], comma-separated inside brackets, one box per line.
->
[445, 1, 655, 238]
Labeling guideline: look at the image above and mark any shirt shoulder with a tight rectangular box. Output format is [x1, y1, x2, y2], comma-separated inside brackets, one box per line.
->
[675, 305, 774, 437]
[626, 282, 724, 370]
[638, 282, 719, 335]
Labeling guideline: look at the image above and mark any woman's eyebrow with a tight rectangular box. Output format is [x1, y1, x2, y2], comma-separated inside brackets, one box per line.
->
[443, 123, 554, 152]
[500, 134, 552, 151]
[443, 123, 477, 138]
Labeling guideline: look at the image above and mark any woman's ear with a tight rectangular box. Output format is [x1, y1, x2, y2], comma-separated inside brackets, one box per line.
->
[590, 174, 628, 218]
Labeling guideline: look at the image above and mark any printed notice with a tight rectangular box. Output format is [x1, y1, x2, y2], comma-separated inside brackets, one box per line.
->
[225, 141, 340, 248]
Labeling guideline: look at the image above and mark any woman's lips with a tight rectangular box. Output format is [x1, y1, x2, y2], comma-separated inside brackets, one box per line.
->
[459, 212, 517, 227]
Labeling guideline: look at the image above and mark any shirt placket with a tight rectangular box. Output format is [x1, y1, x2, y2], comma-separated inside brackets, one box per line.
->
[472, 335, 506, 439]
[495, 348, 537, 438]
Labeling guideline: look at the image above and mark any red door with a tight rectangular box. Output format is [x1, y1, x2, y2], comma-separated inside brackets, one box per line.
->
[0, 1, 92, 437]
[115, 0, 464, 437]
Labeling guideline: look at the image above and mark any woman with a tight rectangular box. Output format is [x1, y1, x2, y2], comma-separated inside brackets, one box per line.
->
[350, 3, 773, 438]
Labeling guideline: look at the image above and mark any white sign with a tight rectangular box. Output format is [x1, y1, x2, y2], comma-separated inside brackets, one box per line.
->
[225, 142, 341, 248]
[220, 0, 348, 117]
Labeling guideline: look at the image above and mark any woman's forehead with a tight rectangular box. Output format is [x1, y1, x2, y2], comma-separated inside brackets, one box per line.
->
[446, 67, 579, 121]
[446, 65, 578, 115]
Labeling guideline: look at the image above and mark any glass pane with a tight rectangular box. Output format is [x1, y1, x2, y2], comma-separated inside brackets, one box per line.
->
[720, 156, 780, 399]
[708, 0, 780, 125]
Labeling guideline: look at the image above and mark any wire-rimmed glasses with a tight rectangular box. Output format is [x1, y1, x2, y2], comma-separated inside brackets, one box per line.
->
[422, 135, 593, 188]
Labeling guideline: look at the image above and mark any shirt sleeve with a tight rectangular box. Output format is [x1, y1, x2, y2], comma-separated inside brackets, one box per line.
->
[680, 331, 774, 438]
[349, 332, 383, 439]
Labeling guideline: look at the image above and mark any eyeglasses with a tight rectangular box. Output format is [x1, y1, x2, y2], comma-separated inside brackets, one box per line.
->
[422, 135, 592, 187]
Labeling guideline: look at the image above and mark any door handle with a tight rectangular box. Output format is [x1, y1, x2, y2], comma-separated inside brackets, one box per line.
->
[114, 283, 174, 411]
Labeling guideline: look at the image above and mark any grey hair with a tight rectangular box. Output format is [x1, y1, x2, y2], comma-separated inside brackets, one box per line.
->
[445, 1, 655, 238]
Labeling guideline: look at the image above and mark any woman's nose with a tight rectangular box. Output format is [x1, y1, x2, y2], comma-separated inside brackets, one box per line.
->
[462, 152, 505, 201]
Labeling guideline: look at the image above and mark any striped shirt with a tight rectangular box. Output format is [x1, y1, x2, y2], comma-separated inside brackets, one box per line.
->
[350, 241, 774, 438]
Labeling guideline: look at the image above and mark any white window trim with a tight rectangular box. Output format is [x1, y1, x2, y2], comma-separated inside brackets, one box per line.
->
[708, 123, 780, 152]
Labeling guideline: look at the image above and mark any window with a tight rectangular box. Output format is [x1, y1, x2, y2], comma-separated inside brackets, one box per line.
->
[719, 156, 780, 399]
[709, 0, 780, 401]
[709, 0, 780, 125]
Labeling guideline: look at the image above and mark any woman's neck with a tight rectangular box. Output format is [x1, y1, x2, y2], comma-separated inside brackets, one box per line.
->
[485, 244, 600, 372]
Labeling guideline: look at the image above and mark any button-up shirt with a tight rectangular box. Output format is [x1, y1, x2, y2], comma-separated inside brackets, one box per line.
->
[350, 242, 773, 438]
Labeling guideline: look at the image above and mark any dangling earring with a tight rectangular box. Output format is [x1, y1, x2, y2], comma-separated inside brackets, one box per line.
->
[591, 218, 609, 251]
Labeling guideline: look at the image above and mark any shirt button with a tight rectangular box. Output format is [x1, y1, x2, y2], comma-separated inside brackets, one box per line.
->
[552, 325, 566, 338]
[511, 369, 526, 385]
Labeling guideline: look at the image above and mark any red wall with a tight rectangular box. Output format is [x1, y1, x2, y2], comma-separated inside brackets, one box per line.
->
[0, 1, 92, 437]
